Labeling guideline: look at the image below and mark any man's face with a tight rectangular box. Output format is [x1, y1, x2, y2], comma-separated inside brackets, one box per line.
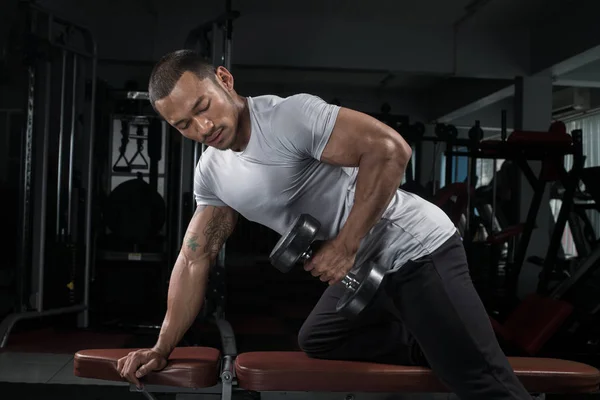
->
[155, 69, 239, 150]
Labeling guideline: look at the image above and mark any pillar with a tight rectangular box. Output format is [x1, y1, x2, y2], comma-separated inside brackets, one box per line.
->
[513, 74, 553, 297]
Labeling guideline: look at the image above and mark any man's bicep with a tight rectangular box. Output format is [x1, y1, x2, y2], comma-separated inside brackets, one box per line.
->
[320, 107, 411, 167]
[182, 205, 237, 261]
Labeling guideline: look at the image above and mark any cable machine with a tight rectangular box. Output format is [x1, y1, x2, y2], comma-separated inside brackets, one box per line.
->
[0, 3, 97, 347]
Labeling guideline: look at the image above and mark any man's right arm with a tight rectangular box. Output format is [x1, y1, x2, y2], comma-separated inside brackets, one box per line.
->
[153, 204, 238, 357]
[118, 204, 237, 387]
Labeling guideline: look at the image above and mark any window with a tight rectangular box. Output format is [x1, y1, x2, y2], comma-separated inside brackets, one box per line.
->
[552, 113, 600, 257]
[440, 138, 505, 187]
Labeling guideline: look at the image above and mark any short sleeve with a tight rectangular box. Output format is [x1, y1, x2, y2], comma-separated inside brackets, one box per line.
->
[193, 158, 227, 207]
[270, 94, 341, 160]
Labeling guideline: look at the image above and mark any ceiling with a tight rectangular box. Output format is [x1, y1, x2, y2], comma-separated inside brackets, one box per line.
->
[231, 0, 560, 26]
[35, 0, 579, 93]
[225, 0, 564, 90]
[231, 66, 439, 91]
[233, 0, 472, 24]
[462, 0, 564, 27]
[41, 0, 557, 27]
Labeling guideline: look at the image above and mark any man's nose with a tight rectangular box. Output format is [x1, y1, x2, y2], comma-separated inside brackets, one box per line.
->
[194, 117, 213, 137]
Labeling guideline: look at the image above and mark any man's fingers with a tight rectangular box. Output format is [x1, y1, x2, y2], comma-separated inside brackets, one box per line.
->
[121, 355, 132, 378]
[117, 356, 126, 375]
[135, 358, 159, 378]
[122, 355, 134, 379]
[127, 368, 141, 388]
[122, 355, 142, 387]
[319, 271, 332, 282]
[135, 365, 147, 379]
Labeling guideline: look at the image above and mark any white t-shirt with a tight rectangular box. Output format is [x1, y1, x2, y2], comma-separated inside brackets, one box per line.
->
[194, 93, 456, 272]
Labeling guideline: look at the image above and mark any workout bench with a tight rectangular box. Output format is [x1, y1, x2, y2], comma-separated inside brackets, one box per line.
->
[74, 323, 600, 399]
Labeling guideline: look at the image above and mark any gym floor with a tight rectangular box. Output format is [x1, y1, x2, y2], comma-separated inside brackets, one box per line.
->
[0, 327, 129, 399]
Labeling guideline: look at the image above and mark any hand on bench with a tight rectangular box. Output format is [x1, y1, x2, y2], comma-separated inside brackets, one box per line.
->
[117, 348, 168, 389]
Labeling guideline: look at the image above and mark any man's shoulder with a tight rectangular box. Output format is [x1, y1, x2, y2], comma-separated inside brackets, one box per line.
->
[195, 147, 227, 175]
[250, 93, 321, 115]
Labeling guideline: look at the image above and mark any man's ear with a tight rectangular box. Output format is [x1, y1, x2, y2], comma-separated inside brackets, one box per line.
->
[215, 66, 234, 90]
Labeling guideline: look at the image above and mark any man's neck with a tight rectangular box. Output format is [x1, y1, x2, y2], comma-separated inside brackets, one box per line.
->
[232, 96, 251, 152]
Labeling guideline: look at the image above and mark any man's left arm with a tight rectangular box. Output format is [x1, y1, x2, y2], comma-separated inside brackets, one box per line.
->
[272, 95, 411, 284]
[321, 107, 412, 255]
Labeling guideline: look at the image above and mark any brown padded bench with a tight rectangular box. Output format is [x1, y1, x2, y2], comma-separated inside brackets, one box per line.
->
[235, 351, 600, 394]
[74, 347, 600, 398]
[75, 347, 221, 389]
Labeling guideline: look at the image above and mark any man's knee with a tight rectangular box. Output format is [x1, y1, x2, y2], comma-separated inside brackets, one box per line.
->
[298, 320, 342, 359]
[297, 323, 322, 358]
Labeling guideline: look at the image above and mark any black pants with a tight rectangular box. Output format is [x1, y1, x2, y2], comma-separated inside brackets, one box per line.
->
[297, 233, 532, 400]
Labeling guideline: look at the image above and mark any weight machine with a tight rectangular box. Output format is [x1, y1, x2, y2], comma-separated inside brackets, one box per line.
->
[445, 116, 584, 294]
[438, 117, 600, 358]
[102, 103, 168, 256]
[89, 89, 171, 328]
[490, 174, 600, 358]
[0, 3, 97, 347]
[547, 167, 600, 261]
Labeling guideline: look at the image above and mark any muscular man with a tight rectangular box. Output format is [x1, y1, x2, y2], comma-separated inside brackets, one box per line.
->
[117, 49, 532, 399]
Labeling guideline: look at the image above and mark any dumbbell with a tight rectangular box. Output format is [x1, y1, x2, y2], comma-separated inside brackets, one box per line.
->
[269, 214, 387, 319]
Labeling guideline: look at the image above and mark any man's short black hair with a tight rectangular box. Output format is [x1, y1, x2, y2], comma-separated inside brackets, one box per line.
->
[148, 49, 216, 110]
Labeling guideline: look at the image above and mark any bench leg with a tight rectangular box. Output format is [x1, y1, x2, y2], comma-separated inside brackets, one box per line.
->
[221, 378, 232, 400]
[133, 387, 159, 400]
[221, 355, 234, 400]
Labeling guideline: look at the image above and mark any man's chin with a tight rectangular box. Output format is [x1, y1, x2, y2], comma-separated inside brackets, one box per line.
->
[210, 142, 230, 151]
[207, 134, 234, 151]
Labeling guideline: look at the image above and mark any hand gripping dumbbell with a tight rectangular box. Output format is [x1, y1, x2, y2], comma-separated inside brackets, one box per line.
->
[269, 214, 387, 319]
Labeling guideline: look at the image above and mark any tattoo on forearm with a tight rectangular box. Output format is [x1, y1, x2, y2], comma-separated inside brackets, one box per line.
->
[186, 235, 200, 252]
[204, 208, 233, 256]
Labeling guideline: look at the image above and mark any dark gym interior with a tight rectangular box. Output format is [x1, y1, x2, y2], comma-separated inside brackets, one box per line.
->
[2, 0, 600, 399]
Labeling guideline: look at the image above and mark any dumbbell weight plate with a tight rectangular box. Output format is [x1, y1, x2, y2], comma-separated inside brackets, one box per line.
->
[269, 214, 321, 273]
[336, 261, 387, 319]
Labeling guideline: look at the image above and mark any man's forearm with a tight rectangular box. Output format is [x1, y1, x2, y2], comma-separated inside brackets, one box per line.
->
[153, 254, 211, 357]
[337, 142, 410, 252]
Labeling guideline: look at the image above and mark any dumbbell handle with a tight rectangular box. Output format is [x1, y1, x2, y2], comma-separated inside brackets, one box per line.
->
[299, 249, 312, 262]
[300, 248, 359, 292]
[341, 275, 359, 291]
